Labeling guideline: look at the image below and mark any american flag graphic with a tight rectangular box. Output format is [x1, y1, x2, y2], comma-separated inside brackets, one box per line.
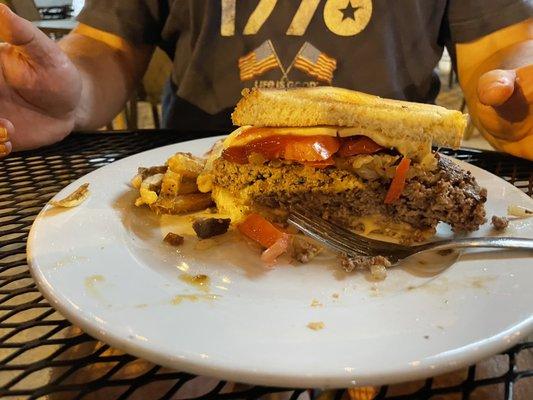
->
[293, 42, 337, 83]
[238, 40, 280, 81]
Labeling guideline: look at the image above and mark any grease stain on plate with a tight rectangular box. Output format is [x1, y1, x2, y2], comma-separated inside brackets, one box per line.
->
[84, 275, 110, 306]
[310, 299, 323, 307]
[54, 255, 89, 269]
[171, 294, 219, 305]
[85, 274, 105, 288]
[179, 273, 210, 292]
[307, 321, 325, 331]
[406, 275, 497, 295]
[469, 275, 496, 289]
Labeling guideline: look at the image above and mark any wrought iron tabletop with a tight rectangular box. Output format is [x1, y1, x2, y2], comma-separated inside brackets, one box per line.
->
[0, 130, 531, 400]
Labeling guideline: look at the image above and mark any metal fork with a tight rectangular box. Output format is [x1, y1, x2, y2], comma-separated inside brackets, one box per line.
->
[288, 205, 533, 264]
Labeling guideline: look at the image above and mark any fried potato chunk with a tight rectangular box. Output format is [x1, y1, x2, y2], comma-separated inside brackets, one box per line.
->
[134, 152, 213, 214]
[51, 183, 90, 208]
[160, 170, 199, 198]
[150, 193, 214, 215]
[167, 153, 205, 178]
[136, 173, 164, 206]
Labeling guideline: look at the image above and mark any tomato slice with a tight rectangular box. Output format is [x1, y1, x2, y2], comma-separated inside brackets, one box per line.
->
[283, 136, 340, 162]
[221, 146, 249, 164]
[384, 157, 411, 204]
[238, 213, 287, 248]
[222, 135, 340, 164]
[222, 137, 285, 164]
[338, 136, 384, 157]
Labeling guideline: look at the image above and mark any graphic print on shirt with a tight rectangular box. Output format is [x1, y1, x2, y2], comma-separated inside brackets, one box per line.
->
[238, 41, 337, 84]
[227, 0, 371, 87]
[292, 42, 337, 82]
[238, 40, 280, 81]
[221, 0, 373, 37]
[323, 0, 373, 36]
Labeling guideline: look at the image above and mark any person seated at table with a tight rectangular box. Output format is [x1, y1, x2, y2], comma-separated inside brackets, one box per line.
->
[0, 1, 531, 159]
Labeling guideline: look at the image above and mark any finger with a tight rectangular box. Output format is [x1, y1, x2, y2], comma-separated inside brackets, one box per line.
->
[0, 118, 14, 158]
[477, 69, 517, 107]
[515, 64, 533, 103]
[0, 4, 61, 66]
[0, 140, 12, 158]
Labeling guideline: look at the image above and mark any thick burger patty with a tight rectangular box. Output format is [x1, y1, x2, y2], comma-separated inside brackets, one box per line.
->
[211, 155, 487, 233]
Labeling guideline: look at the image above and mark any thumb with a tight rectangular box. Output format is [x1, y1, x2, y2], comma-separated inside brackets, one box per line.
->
[477, 69, 517, 107]
[0, 119, 14, 158]
[0, 4, 61, 66]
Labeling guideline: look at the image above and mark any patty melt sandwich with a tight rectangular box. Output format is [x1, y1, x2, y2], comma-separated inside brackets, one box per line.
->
[199, 87, 487, 244]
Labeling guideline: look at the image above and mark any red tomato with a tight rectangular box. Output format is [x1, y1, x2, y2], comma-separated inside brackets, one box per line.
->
[338, 136, 384, 157]
[222, 135, 340, 164]
[282, 136, 340, 162]
[384, 157, 411, 204]
[247, 136, 286, 160]
[221, 146, 249, 164]
[238, 213, 286, 248]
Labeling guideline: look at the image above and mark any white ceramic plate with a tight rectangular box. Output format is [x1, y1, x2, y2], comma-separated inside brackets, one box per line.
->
[28, 137, 533, 388]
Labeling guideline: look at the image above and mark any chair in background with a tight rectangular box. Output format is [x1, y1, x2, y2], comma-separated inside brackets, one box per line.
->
[5, 0, 76, 38]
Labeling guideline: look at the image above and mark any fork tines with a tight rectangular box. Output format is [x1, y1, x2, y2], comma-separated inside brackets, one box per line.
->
[288, 205, 410, 258]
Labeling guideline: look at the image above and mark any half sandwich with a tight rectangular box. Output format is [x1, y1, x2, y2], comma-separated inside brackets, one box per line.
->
[199, 87, 487, 244]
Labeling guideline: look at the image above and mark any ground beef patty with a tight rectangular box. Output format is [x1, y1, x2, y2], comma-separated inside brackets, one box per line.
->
[211, 155, 487, 234]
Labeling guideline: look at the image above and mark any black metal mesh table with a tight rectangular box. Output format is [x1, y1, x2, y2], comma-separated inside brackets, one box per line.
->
[1, 130, 532, 400]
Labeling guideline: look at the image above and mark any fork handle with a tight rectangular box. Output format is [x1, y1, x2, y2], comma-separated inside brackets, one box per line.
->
[418, 237, 533, 253]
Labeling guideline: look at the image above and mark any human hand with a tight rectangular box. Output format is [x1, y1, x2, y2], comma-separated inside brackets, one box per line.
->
[0, 4, 82, 156]
[474, 65, 533, 159]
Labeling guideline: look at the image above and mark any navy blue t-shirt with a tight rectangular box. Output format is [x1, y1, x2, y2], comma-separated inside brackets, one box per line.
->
[78, 0, 532, 131]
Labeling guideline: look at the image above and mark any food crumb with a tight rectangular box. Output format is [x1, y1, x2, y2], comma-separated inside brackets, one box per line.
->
[332, 293, 339, 299]
[307, 321, 325, 331]
[164, 232, 184, 246]
[291, 237, 322, 263]
[340, 254, 391, 273]
[370, 264, 387, 281]
[424, 335, 430, 340]
[491, 215, 509, 231]
[310, 299, 323, 307]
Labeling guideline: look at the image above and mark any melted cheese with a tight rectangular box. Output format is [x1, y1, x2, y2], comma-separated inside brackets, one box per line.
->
[223, 126, 338, 149]
[356, 215, 434, 243]
[211, 186, 249, 222]
[339, 127, 432, 161]
[224, 126, 432, 161]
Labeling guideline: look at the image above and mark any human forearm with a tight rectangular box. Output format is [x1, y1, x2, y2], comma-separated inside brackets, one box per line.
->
[60, 26, 154, 130]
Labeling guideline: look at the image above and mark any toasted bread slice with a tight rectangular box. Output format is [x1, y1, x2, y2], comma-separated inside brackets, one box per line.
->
[231, 87, 466, 149]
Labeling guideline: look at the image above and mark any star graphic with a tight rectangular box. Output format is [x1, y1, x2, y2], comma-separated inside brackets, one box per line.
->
[339, 1, 361, 21]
